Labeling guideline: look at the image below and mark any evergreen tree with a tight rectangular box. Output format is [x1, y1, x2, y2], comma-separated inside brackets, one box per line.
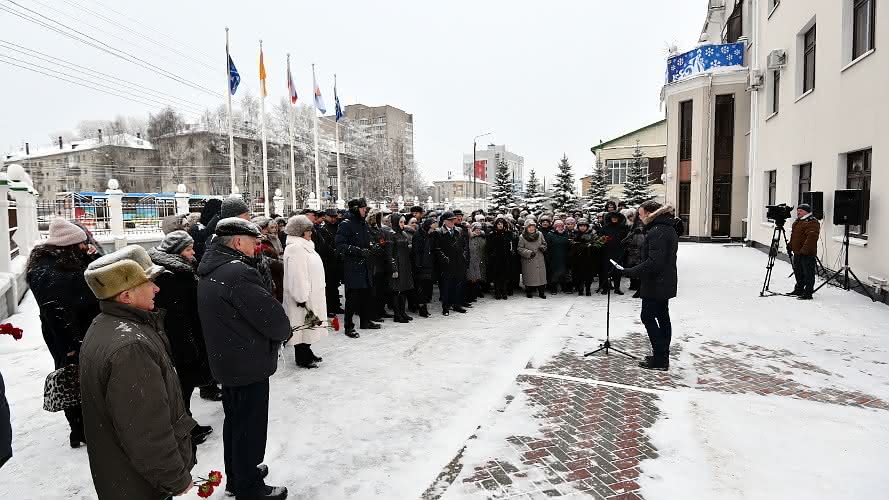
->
[551, 154, 577, 213]
[586, 158, 609, 212]
[489, 159, 516, 213]
[623, 142, 653, 207]
[524, 169, 546, 214]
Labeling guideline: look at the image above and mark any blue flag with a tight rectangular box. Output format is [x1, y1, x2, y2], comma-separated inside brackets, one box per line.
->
[228, 55, 241, 95]
[334, 83, 343, 121]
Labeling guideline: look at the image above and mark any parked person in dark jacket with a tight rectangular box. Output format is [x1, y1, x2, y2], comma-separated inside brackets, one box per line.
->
[545, 220, 571, 294]
[318, 209, 344, 315]
[433, 212, 467, 315]
[26, 218, 99, 448]
[387, 213, 415, 323]
[621, 202, 679, 371]
[80, 245, 195, 500]
[571, 219, 597, 296]
[336, 198, 379, 338]
[412, 218, 438, 317]
[599, 211, 629, 294]
[788, 204, 821, 300]
[197, 218, 290, 500]
[486, 218, 514, 300]
[148, 231, 213, 445]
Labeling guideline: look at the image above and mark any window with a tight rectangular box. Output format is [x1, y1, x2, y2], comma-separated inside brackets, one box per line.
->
[725, 2, 744, 43]
[771, 70, 780, 114]
[767, 170, 777, 206]
[853, 0, 876, 59]
[797, 163, 812, 204]
[803, 25, 816, 93]
[606, 158, 649, 185]
[679, 100, 693, 161]
[846, 149, 871, 235]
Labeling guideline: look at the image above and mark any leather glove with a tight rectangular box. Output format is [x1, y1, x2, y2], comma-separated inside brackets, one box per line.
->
[296, 302, 307, 308]
[392, 272, 399, 279]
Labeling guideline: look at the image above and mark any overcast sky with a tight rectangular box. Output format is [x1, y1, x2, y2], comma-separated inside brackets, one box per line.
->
[0, 0, 705, 187]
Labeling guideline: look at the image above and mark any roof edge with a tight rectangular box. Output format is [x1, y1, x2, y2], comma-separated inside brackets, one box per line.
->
[591, 119, 667, 153]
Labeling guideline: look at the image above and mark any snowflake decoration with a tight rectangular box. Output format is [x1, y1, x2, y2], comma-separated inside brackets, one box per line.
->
[710, 60, 722, 68]
[705, 47, 715, 56]
[727, 53, 734, 62]
[678, 57, 685, 65]
[735, 49, 742, 56]
[670, 64, 676, 71]
[721, 46, 729, 54]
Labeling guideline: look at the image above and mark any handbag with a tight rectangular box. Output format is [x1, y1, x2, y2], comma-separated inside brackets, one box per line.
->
[43, 364, 80, 412]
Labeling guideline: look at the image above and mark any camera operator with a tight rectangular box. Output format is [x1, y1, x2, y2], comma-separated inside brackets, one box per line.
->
[788, 203, 820, 300]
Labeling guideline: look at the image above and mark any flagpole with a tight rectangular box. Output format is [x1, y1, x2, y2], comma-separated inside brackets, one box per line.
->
[287, 53, 297, 211]
[259, 40, 270, 216]
[225, 28, 237, 196]
[312, 63, 322, 209]
[334, 74, 343, 207]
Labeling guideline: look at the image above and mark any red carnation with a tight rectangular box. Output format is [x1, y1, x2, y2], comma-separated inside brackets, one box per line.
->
[331, 316, 341, 332]
[0, 323, 22, 341]
[604, 236, 613, 243]
[197, 483, 214, 498]
[208, 470, 223, 487]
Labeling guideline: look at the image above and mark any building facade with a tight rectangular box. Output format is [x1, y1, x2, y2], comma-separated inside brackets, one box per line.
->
[583, 120, 667, 206]
[462, 144, 524, 194]
[432, 178, 489, 204]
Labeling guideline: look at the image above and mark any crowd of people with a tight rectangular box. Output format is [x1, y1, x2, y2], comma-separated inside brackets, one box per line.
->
[10, 194, 681, 500]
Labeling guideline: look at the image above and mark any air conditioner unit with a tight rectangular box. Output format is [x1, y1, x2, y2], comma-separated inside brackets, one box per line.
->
[748, 70, 764, 90]
[767, 49, 786, 70]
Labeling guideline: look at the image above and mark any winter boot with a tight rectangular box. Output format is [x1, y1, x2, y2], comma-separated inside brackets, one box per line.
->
[614, 288, 624, 296]
[638, 357, 669, 371]
[526, 289, 533, 298]
[419, 304, 430, 318]
[191, 424, 213, 445]
[632, 290, 641, 299]
[578, 288, 584, 297]
[199, 384, 223, 402]
[294, 344, 318, 369]
[538, 287, 546, 299]
[797, 294, 814, 300]
[308, 346, 322, 363]
[345, 327, 360, 338]
[235, 484, 288, 500]
[586, 285, 592, 296]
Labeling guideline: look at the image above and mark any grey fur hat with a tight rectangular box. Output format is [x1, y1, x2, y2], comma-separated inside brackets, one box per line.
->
[251, 216, 272, 229]
[157, 230, 194, 255]
[215, 217, 261, 237]
[285, 215, 314, 237]
[220, 196, 250, 219]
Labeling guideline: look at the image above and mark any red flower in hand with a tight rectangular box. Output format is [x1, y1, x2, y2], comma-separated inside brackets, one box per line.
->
[379, 237, 387, 246]
[207, 471, 223, 487]
[0, 323, 22, 341]
[604, 236, 613, 243]
[197, 483, 214, 498]
[331, 316, 341, 332]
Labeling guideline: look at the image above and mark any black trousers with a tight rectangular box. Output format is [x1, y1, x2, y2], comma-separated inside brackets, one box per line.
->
[792, 254, 816, 294]
[345, 287, 372, 329]
[641, 298, 672, 362]
[372, 274, 390, 316]
[326, 282, 341, 312]
[222, 379, 270, 496]
[439, 273, 461, 309]
[181, 381, 195, 415]
[416, 278, 434, 304]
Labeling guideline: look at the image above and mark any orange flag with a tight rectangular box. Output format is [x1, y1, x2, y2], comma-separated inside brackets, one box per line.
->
[259, 46, 268, 97]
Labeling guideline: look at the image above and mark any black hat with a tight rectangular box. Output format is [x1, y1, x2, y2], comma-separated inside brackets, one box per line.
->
[215, 217, 261, 238]
[452, 209, 464, 216]
[348, 198, 368, 211]
[440, 211, 457, 223]
[324, 208, 338, 217]
[409, 205, 424, 213]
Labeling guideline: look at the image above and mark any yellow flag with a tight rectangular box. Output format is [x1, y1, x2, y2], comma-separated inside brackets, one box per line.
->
[259, 47, 267, 97]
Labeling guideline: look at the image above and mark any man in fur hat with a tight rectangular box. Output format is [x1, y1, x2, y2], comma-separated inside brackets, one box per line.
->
[79, 245, 195, 500]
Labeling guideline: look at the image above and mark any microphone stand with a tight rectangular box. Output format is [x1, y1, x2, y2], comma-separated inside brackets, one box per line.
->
[584, 262, 636, 359]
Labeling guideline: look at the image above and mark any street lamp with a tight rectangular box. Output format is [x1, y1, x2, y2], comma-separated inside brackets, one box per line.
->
[472, 132, 492, 199]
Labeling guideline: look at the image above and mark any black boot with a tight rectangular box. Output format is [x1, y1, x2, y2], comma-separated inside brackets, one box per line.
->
[586, 285, 592, 296]
[308, 345, 322, 363]
[236, 484, 288, 500]
[538, 287, 546, 299]
[578, 288, 584, 297]
[419, 304, 430, 318]
[191, 424, 213, 445]
[294, 344, 318, 369]
[526, 289, 533, 298]
[614, 288, 624, 296]
[199, 384, 223, 401]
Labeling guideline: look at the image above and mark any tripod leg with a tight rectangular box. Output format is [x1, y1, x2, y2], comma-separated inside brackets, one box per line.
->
[846, 268, 877, 302]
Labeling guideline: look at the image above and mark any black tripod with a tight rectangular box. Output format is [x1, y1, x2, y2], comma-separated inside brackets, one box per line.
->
[760, 221, 791, 297]
[585, 265, 636, 359]
[812, 224, 877, 301]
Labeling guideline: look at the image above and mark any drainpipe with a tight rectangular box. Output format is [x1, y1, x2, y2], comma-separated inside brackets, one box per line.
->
[746, 0, 761, 245]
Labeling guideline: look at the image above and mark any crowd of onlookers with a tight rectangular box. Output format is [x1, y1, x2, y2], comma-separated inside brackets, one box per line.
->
[2, 195, 681, 499]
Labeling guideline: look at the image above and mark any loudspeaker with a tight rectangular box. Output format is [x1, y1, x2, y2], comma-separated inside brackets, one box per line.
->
[833, 189, 862, 226]
[801, 191, 824, 220]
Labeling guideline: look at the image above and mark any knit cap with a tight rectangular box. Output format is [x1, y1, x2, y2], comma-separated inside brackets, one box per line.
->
[44, 218, 88, 247]
[220, 196, 250, 219]
[157, 230, 194, 255]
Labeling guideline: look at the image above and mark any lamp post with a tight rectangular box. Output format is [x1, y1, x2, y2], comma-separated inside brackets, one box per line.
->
[472, 132, 492, 199]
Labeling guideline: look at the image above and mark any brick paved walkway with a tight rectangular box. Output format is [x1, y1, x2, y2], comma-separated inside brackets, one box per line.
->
[425, 331, 888, 499]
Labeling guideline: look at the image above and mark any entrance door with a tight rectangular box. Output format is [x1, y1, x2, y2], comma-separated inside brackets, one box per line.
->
[712, 95, 734, 237]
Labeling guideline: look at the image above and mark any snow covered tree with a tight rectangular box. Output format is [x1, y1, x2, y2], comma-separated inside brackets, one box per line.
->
[524, 169, 547, 214]
[551, 154, 577, 213]
[623, 142, 653, 207]
[489, 159, 516, 213]
[586, 158, 609, 212]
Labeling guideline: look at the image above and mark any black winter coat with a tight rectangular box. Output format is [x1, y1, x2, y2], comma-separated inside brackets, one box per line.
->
[388, 228, 414, 292]
[570, 231, 598, 280]
[623, 210, 679, 300]
[335, 211, 373, 289]
[412, 225, 436, 281]
[622, 223, 646, 267]
[486, 228, 514, 283]
[432, 227, 466, 279]
[544, 230, 571, 284]
[27, 249, 99, 368]
[317, 221, 342, 284]
[196, 244, 291, 387]
[0, 371, 10, 469]
[600, 214, 629, 261]
[148, 248, 212, 388]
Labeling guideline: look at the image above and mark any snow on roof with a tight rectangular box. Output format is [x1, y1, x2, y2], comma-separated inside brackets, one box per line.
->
[433, 176, 489, 185]
[5, 133, 154, 161]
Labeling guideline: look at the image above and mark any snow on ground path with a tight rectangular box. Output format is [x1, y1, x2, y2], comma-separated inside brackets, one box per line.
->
[0, 281, 580, 499]
[432, 244, 889, 499]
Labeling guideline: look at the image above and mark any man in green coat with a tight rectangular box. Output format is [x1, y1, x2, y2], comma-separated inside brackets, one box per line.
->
[80, 245, 196, 500]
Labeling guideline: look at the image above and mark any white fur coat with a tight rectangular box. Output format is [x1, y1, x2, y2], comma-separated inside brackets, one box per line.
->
[283, 237, 328, 345]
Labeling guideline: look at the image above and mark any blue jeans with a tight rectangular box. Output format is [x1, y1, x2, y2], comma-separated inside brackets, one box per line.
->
[641, 298, 672, 362]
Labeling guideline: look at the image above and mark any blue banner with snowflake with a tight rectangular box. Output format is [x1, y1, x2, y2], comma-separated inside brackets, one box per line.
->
[666, 42, 745, 83]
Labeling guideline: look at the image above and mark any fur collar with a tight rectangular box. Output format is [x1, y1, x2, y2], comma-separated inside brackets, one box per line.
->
[147, 246, 195, 274]
[642, 204, 675, 226]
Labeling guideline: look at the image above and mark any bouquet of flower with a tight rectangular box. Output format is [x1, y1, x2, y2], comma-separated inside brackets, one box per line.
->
[0, 323, 22, 341]
[290, 309, 340, 333]
[195, 470, 223, 498]
[591, 236, 610, 249]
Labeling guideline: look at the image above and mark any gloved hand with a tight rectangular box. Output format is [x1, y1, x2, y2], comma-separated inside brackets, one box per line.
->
[392, 272, 399, 279]
[530, 251, 536, 258]
[360, 248, 372, 258]
[296, 302, 307, 308]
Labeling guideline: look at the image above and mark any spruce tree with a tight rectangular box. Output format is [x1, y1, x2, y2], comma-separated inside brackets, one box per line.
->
[623, 142, 652, 207]
[586, 158, 609, 212]
[551, 154, 577, 213]
[489, 159, 516, 213]
[524, 169, 546, 214]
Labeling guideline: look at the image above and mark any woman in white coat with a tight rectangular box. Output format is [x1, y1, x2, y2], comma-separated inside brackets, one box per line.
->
[283, 215, 328, 369]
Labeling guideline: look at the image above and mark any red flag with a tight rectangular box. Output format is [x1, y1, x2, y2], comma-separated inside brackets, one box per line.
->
[474, 160, 487, 181]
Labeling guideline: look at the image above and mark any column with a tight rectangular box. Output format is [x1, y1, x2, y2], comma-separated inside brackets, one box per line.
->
[273, 188, 285, 217]
[0, 173, 11, 273]
[175, 184, 190, 215]
[8, 166, 35, 258]
[106, 179, 126, 250]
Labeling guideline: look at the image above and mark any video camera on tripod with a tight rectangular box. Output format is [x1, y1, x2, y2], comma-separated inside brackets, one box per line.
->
[765, 203, 793, 227]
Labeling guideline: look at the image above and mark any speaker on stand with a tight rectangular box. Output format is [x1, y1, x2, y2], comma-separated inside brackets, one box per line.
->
[812, 189, 876, 301]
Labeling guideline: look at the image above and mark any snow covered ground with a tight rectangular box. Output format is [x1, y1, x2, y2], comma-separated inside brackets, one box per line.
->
[1, 243, 888, 499]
